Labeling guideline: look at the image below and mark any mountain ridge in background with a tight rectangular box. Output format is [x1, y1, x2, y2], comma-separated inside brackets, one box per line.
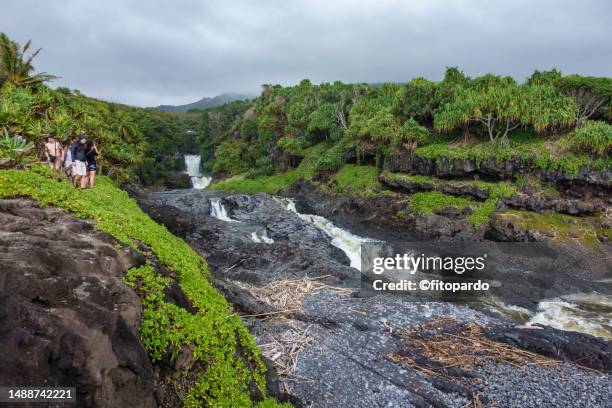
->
[155, 92, 255, 112]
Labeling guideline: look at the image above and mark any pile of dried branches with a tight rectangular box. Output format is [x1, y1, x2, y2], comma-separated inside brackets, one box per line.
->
[235, 276, 353, 378]
[389, 318, 558, 379]
[257, 322, 315, 378]
[233, 275, 353, 315]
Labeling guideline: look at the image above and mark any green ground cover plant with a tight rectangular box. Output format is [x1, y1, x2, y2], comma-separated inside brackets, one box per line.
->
[501, 210, 608, 245]
[331, 164, 381, 195]
[409, 191, 472, 215]
[0, 166, 289, 408]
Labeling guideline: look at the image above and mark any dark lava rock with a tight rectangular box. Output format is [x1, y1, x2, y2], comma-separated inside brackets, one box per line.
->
[139, 190, 357, 287]
[0, 199, 155, 407]
[379, 173, 490, 200]
[136, 188, 611, 408]
[502, 193, 607, 215]
[285, 180, 416, 241]
[384, 153, 612, 191]
[413, 213, 483, 240]
[485, 325, 612, 372]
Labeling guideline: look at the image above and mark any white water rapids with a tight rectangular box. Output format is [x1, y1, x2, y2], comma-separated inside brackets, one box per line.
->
[184, 155, 212, 189]
[279, 198, 611, 339]
[209, 197, 235, 222]
[525, 293, 612, 340]
[281, 198, 372, 270]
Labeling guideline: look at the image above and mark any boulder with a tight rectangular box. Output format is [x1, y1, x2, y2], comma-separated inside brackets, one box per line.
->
[0, 199, 156, 407]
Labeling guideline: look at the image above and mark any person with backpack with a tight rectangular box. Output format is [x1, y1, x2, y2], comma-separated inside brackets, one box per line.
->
[70, 134, 88, 188]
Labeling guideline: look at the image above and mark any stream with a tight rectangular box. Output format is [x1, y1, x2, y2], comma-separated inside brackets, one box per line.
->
[180, 155, 612, 340]
[137, 154, 612, 407]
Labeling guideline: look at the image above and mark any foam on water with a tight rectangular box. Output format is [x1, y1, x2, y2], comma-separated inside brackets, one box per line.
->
[276, 198, 612, 339]
[250, 230, 274, 244]
[280, 198, 372, 270]
[526, 293, 612, 340]
[210, 197, 236, 222]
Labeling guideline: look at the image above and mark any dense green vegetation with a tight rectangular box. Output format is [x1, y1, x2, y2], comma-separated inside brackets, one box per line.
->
[0, 31, 609, 403]
[382, 171, 518, 226]
[0, 166, 288, 407]
[567, 121, 612, 154]
[196, 67, 609, 229]
[200, 67, 609, 186]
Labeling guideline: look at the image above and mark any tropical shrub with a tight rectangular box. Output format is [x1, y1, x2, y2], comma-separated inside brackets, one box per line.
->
[0, 129, 34, 168]
[396, 77, 436, 122]
[434, 74, 575, 146]
[566, 120, 612, 154]
[397, 118, 430, 148]
[555, 75, 612, 126]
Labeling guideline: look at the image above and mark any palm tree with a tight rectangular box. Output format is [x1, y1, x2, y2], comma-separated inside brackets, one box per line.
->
[0, 33, 57, 87]
[112, 112, 139, 142]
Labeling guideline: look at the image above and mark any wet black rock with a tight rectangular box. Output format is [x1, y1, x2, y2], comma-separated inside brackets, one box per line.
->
[379, 173, 489, 200]
[501, 193, 607, 215]
[136, 188, 611, 408]
[164, 171, 192, 189]
[485, 325, 612, 372]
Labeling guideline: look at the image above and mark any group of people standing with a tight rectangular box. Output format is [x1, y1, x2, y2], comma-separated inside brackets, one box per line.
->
[44, 133, 99, 189]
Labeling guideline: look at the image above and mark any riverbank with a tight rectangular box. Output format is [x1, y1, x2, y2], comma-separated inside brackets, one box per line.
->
[137, 185, 611, 407]
[0, 168, 289, 407]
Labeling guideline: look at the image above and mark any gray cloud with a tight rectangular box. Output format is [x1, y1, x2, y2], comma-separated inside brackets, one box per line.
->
[1, 0, 610, 106]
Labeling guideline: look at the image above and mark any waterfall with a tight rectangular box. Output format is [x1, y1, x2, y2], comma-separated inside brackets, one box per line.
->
[281, 198, 371, 270]
[184, 155, 212, 189]
[210, 198, 235, 222]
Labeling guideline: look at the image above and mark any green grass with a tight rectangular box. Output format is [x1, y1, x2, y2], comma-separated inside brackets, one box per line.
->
[0, 166, 289, 408]
[409, 191, 472, 215]
[210, 170, 301, 194]
[331, 164, 380, 195]
[382, 172, 514, 196]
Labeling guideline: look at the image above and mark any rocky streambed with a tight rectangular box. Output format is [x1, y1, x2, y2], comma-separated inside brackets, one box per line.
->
[135, 186, 612, 408]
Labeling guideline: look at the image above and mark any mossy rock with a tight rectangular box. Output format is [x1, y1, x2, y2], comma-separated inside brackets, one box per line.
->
[498, 210, 607, 245]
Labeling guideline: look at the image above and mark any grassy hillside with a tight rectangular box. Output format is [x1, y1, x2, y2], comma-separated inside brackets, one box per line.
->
[0, 166, 289, 408]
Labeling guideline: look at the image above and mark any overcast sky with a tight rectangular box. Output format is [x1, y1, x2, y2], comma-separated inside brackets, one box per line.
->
[1, 0, 610, 107]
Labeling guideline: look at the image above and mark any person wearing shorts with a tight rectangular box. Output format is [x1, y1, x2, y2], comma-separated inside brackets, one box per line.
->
[70, 134, 88, 188]
[85, 141, 99, 189]
[44, 135, 63, 171]
[63, 145, 73, 180]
